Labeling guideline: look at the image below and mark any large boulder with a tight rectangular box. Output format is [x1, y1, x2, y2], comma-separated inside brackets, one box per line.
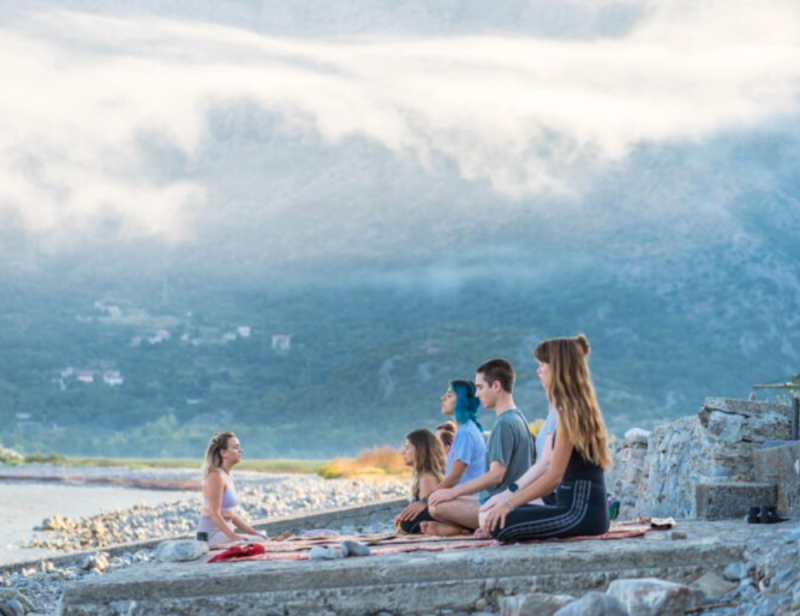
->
[553, 592, 629, 616]
[606, 578, 702, 616]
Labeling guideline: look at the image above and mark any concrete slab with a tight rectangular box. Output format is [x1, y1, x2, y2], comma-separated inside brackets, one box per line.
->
[695, 481, 777, 520]
[755, 441, 800, 515]
[59, 520, 783, 616]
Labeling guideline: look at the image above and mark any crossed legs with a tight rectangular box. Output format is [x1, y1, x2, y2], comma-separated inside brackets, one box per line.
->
[421, 497, 481, 536]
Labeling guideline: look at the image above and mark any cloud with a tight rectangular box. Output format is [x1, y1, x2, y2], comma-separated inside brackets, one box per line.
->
[1, 1, 799, 246]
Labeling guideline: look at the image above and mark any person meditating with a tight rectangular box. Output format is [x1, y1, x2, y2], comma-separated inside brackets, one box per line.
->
[197, 431, 267, 544]
[396, 380, 487, 532]
[394, 429, 446, 533]
[424, 360, 534, 536]
[481, 335, 611, 541]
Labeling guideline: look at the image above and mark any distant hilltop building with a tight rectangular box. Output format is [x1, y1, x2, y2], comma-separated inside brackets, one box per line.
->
[93, 298, 129, 318]
[59, 367, 123, 387]
[102, 370, 124, 386]
[237, 326, 251, 338]
[271, 334, 292, 351]
[148, 329, 171, 344]
[75, 370, 95, 384]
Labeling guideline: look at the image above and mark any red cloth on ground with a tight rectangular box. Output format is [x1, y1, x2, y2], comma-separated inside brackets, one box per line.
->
[207, 543, 266, 563]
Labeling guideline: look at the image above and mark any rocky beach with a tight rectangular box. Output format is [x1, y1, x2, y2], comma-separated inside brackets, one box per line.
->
[0, 464, 407, 615]
[4, 398, 800, 616]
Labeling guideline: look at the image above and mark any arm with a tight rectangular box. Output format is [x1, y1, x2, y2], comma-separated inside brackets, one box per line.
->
[483, 428, 571, 531]
[432, 460, 468, 491]
[229, 514, 267, 540]
[395, 473, 439, 523]
[204, 473, 241, 542]
[427, 461, 505, 507]
[481, 432, 554, 511]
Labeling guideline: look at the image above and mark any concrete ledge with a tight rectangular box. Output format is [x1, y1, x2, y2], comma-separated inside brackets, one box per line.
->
[59, 520, 777, 616]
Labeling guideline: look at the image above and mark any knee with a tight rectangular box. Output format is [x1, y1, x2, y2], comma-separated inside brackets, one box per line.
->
[428, 502, 442, 518]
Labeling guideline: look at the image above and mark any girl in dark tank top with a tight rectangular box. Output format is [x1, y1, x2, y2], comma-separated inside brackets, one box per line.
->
[480, 335, 611, 541]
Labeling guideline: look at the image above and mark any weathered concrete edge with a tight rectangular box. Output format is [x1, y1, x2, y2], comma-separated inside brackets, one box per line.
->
[0, 497, 406, 577]
[60, 545, 748, 616]
[62, 537, 748, 603]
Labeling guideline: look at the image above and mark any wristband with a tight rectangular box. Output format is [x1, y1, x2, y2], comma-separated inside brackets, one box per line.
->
[421, 496, 429, 504]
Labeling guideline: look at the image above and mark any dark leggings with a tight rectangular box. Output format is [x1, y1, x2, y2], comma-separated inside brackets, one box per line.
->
[398, 507, 436, 534]
[492, 479, 609, 543]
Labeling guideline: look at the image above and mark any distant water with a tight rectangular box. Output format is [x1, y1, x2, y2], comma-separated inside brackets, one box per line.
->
[0, 482, 197, 566]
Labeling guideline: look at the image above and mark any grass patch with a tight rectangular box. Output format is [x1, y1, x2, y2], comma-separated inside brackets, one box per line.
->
[16, 455, 325, 474]
[319, 446, 409, 479]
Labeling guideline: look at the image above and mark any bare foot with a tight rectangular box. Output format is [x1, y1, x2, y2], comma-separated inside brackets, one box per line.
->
[473, 528, 492, 539]
[419, 521, 468, 537]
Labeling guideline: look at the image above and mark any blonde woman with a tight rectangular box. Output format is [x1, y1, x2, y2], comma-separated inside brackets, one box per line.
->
[481, 335, 611, 541]
[196, 432, 267, 544]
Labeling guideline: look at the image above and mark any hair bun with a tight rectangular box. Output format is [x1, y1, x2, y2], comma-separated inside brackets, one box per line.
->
[575, 334, 590, 356]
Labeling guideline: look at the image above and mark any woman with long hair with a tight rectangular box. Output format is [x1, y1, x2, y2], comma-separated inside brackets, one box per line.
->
[480, 335, 611, 541]
[396, 380, 487, 532]
[394, 428, 446, 533]
[197, 432, 267, 544]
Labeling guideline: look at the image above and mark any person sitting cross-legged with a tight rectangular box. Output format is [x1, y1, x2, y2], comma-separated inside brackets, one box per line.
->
[396, 380, 487, 532]
[481, 335, 611, 542]
[423, 359, 534, 536]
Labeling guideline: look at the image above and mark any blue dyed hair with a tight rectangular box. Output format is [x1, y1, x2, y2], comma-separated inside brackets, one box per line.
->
[449, 379, 483, 433]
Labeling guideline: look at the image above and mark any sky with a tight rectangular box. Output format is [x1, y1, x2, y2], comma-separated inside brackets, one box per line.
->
[1, 0, 799, 253]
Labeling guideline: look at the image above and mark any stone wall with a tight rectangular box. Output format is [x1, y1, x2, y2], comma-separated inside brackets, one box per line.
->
[607, 398, 793, 520]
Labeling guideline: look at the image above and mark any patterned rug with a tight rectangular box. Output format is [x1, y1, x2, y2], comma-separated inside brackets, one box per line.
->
[209, 518, 668, 563]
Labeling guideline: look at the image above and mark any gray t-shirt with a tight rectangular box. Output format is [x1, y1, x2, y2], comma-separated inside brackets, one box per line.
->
[484, 408, 534, 498]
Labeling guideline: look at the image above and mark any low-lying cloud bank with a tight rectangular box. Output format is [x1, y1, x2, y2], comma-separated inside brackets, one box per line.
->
[1, 0, 799, 249]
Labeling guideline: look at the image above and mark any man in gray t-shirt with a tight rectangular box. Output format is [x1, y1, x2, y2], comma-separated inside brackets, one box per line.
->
[426, 358, 533, 535]
[483, 407, 534, 500]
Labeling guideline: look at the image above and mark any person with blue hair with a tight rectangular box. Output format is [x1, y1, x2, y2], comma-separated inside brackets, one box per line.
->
[395, 379, 487, 532]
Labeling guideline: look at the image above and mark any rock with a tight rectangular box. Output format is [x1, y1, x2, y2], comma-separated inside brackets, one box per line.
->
[553, 592, 628, 616]
[724, 562, 750, 582]
[0, 600, 24, 616]
[690, 572, 737, 601]
[153, 540, 209, 563]
[0, 591, 34, 612]
[624, 429, 651, 446]
[502, 592, 575, 616]
[340, 540, 370, 557]
[308, 546, 342, 560]
[607, 578, 702, 616]
[79, 553, 109, 572]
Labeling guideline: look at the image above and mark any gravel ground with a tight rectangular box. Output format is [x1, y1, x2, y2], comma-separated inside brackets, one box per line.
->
[0, 468, 407, 615]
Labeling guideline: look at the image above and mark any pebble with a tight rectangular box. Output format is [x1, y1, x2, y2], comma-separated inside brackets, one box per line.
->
[308, 546, 342, 560]
[340, 541, 370, 558]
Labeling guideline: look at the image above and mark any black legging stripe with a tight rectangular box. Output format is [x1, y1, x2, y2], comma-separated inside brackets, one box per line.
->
[496, 480, 591, 542]
[493, 479, 608, 542]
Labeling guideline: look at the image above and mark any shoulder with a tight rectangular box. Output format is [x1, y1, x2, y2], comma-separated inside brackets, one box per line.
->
[419, 472, 439, 488]
[205, 470, 225, 491]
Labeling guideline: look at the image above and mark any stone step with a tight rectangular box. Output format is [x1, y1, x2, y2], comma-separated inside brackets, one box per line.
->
[59, 520, 775, 616]
[695, 481, 777, 520]
[754, 440, 800, 516]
